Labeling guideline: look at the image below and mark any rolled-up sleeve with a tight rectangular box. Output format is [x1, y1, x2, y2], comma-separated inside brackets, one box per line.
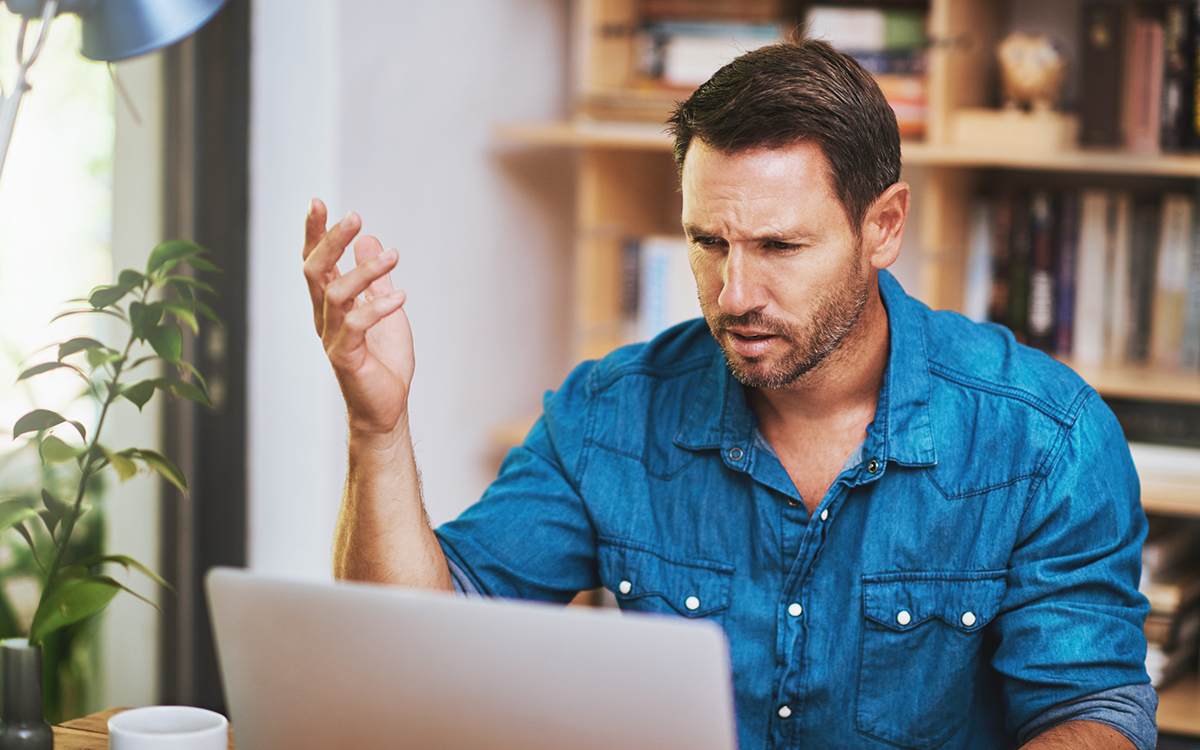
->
[435, 362, 601, 603]
[991, 390, 1154, 747]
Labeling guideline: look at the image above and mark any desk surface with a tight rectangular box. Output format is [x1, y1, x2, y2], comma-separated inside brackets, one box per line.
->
[53, 708, 236, 750]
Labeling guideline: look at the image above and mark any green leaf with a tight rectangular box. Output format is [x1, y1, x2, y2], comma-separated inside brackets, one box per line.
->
[14, 409, 63, 438]
[29, 576, 121, 645]
[121, 380, 155, 411]
[39, 435, 81, 464]
[163, 275, 216, 295]
[51, 307, 127, 324]
[129, 301, 164, 340]
[131, 449, 187, 496]
[158, 301, 198, 333]
[117, 269, 145, 287]
[57, 337, 107, 361]
[149, 377, 212, 407]
[41, 488, 72, 521]
[147, 240, 205, 275]
[17, 361, 82, 382]
[184, 256, 221, 273]
[86, 347, 122, 370]
[87, 283, 134, 309]
[101, 446, 138, 481]
[173, 360, 208, 392]
[146, 325, 182, 363]
[171, 281, 194, 301]
[75, 554, 172, 591]
[0, 499, 38, 532]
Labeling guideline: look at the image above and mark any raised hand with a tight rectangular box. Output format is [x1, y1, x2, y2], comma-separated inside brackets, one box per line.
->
[303, 198, 415, 437]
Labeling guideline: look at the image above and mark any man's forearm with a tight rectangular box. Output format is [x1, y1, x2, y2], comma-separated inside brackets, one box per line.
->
[333, 424, 453, 591]
[1021, 720, 1136, 749]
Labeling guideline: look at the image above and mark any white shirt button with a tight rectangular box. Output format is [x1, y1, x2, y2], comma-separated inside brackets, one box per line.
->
[788, 603, 802, 617]
[685, 596, 700, 611]
[777, 705, 792, 719]
[896, 610, 912, 626]
[820, 509, 829, 521]
[618, 580, 632, 595]
[961, 611, 977, 627]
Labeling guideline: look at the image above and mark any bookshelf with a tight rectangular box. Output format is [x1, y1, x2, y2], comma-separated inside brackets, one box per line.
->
[496, 0, 1200, 735]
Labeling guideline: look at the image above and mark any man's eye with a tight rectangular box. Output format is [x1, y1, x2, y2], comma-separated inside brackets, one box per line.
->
[691, 236, 724, 249]
[765, 241, 798, 251]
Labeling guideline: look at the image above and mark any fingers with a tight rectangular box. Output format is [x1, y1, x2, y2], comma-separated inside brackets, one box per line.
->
[303, 208, 362, 332]
[354, 235, 397, 299]
[303, 198, 328, 260]
[328, 290, 408, 366]
[322, 247, 400, 343]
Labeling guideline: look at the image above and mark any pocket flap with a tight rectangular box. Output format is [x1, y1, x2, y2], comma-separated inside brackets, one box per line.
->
[599, 540, 734, 618]
[862, 572, 1006, 633]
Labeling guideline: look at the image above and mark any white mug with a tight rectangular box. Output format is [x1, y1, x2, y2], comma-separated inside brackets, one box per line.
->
[108, 705, 228, 750]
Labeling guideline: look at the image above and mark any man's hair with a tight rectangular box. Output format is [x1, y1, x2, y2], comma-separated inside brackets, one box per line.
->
[666, 39, 901, 231]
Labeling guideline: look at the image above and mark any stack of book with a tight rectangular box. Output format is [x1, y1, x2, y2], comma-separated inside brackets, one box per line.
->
[965, 188, 1200, 370]
[1141, 518, 1200, 687]
[622, 236, 702, 342]
[803, 4, 928, 139]
[1080, 1, 1199, 152]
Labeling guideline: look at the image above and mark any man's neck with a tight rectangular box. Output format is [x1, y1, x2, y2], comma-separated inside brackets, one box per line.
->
[746, 287, 890, 429]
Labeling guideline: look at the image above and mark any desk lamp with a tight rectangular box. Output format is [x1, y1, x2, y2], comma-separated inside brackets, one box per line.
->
[0, 0, 227, 180]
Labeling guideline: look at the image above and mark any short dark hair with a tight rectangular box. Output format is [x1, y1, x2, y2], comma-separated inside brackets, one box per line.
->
[666, 40, 901, 231]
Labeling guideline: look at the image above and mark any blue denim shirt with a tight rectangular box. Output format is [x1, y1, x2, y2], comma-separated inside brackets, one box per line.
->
[436, 270, 1156, 750]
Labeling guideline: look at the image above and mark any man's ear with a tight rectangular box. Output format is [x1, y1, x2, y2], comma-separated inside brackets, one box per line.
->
[861, 182, 910, 271]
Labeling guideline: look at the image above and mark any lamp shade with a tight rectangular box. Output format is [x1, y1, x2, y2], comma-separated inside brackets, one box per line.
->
[80, 0, 228, 62]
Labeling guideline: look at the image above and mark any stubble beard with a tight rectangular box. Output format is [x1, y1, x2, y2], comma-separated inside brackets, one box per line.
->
[703, 257, 871, 390]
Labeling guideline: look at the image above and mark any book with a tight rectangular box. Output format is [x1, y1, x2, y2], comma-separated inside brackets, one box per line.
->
[1008, 193, 1033, 344]
[1142, 515, 1200, 577]
[988, 193, 1014, 331]
[1124, 18, 1165, 154]
[1182, 182, 1200, 370]
[643, 21, 783, 87]
[964, 199, 994, 324]
[1074, 189, 1111, 366]
[1081, 2, 1126, 147]
[1145, 607, 1200, 652]
[804, 6, 927, 53]
[1109, 399, 1200, 447]
[1027, 190, 1057, 350]
[641, 0, 782, 23]
[1150, 193, 1194, 368]
[1142, 565, 1200, 614]
[1161, 3, 1194, 151]
[1054, 191, 1079, 356]
[1127, 195, 1162, 363]
[637, 236, 702, 341]
[1107, 192, 1133, 365]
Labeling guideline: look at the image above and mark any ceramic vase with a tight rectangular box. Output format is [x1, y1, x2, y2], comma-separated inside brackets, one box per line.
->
[0, 639, 53, 750]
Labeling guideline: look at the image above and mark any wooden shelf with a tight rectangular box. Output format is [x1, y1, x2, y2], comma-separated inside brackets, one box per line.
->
[1159, 672, 1200, 737]
[498, 121, 1200, 178]
[1060, 360, 1200, 405]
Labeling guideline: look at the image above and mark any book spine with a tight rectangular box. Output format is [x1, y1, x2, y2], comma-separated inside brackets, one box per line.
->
[1183, 182, 1200, 370]
[1127, 194, 1162, 363]
[1126, 19, 1165, 154]
[1055, 191, 1079, 356]
[1081, 2, 1125, 147]
[964, 199, 995, 324]
[1150, 193, 1193, 367]
[1074, 189, 1110, 366]
[988, 193, 1014, 330]
[1161, 3, 1194, 150]
[1108, 192, 1133, 365]
[1027, 190, 1057, 351]
[1008, 193, 1033, 344]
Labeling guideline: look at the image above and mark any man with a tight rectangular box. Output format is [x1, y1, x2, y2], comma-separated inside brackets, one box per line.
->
[302, 41, 1155, 750]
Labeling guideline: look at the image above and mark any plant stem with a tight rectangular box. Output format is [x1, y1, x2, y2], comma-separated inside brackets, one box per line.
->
[43, 289, 142, 590]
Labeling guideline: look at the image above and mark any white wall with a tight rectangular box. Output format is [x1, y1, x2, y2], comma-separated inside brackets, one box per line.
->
[248, 0, 574, 578]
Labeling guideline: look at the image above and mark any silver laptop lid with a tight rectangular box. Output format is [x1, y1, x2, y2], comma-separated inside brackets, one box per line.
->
[205, 567, 738, 750]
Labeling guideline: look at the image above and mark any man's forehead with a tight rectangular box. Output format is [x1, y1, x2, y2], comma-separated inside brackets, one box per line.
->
[681, 139, 837, 202]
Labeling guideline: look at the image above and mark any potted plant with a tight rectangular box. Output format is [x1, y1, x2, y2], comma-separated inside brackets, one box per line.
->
[0, 240, 219, 748]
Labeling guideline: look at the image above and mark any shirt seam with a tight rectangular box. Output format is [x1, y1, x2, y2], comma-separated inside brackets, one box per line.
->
[928, 361, 1083, 426]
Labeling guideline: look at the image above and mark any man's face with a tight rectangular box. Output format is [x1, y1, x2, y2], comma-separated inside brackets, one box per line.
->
[682, 139, 873, 389]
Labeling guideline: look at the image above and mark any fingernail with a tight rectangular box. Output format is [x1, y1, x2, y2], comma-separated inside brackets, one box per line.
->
[308, 198, 316, 216]
[342, 211, 357, 225]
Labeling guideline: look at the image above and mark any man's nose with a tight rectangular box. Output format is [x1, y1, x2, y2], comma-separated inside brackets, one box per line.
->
[717, 249, 766, 315]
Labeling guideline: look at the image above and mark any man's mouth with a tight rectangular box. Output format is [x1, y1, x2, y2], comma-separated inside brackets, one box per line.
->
[726, 328, 779, 358]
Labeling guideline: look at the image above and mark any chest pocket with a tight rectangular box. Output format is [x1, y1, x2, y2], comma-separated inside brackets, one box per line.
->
[856, 572, 1006, 750]
[597, 539, 734, 627]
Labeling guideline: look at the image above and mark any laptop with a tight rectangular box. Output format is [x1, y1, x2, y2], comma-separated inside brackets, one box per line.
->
[205, 567, 739, 750]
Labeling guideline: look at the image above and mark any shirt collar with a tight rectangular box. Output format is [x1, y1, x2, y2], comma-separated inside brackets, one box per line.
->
[674, 269, 937, 468]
